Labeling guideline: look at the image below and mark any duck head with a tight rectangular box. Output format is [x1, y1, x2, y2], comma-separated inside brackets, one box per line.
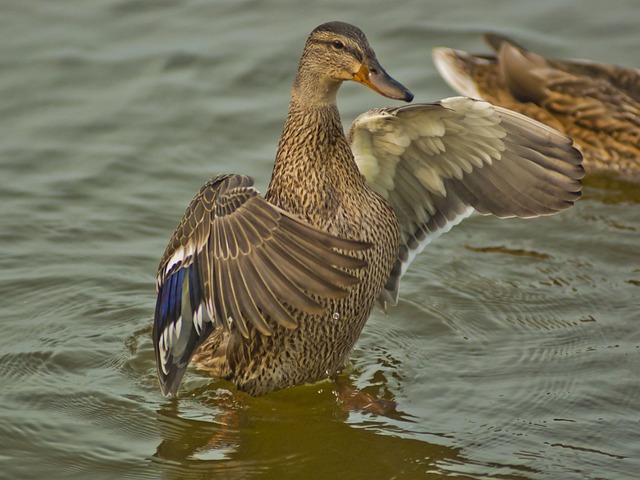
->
[294, 21, 414, 104]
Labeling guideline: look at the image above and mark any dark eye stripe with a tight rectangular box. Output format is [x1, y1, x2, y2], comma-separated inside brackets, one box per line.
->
[313, 39, 363, 63]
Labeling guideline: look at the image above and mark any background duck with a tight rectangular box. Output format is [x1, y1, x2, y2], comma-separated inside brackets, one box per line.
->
[433, 34, 640, 181]
[153, 22, 583, 398]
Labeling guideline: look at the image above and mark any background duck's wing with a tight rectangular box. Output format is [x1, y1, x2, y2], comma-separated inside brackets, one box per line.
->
[348, 97, 583, 308]
[483, 32, 640, 102]
[153, 173, 370, 397]
[492, 39, 640, 160]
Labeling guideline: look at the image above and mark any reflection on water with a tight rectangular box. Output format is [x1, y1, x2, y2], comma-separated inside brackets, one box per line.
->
[151, 389, 468, 480]
[1, 0, 639, 479]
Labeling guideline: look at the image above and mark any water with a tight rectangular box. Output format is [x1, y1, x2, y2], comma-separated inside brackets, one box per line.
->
[1, 1, 639, 478]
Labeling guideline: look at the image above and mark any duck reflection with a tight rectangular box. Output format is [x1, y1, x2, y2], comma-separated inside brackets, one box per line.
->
[151, 378, 465, 479]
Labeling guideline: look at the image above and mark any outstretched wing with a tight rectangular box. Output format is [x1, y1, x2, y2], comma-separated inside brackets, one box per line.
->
[153, 173, 370, 397]
[349, 97, 583, 308]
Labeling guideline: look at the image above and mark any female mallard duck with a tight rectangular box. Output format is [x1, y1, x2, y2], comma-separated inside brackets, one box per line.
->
[433, 34, 640, 180]
[153, 22, 583, 397]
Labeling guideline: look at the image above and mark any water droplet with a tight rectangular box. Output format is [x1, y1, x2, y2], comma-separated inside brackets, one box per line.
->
[332, 312, 340, 320]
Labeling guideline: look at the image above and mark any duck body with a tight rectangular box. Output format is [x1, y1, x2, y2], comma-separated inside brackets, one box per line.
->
[433, 34, 640, 180]
[153, 22, 583, 398]
[197, 103, 401, 395]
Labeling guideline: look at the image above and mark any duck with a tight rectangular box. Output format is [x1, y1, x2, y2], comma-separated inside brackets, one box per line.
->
[432, 33, 640, 180]
[153, 21, 583, 398]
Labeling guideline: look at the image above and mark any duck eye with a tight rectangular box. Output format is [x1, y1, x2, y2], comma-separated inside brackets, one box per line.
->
[332, 40, 345, 50]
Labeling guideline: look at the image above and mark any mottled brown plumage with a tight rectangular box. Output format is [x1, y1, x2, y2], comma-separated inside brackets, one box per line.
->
[191, 24, 406, 395]
[433, 34, 640, 180]
[153, 22, 583, 398]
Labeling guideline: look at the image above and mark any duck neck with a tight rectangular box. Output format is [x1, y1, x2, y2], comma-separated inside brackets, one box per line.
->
[265, 92, 362, 224]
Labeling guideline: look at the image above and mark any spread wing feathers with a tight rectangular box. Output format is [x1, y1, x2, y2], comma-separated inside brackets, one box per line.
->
[349, 97, 583, 307]
[153, 173, 371, 397]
